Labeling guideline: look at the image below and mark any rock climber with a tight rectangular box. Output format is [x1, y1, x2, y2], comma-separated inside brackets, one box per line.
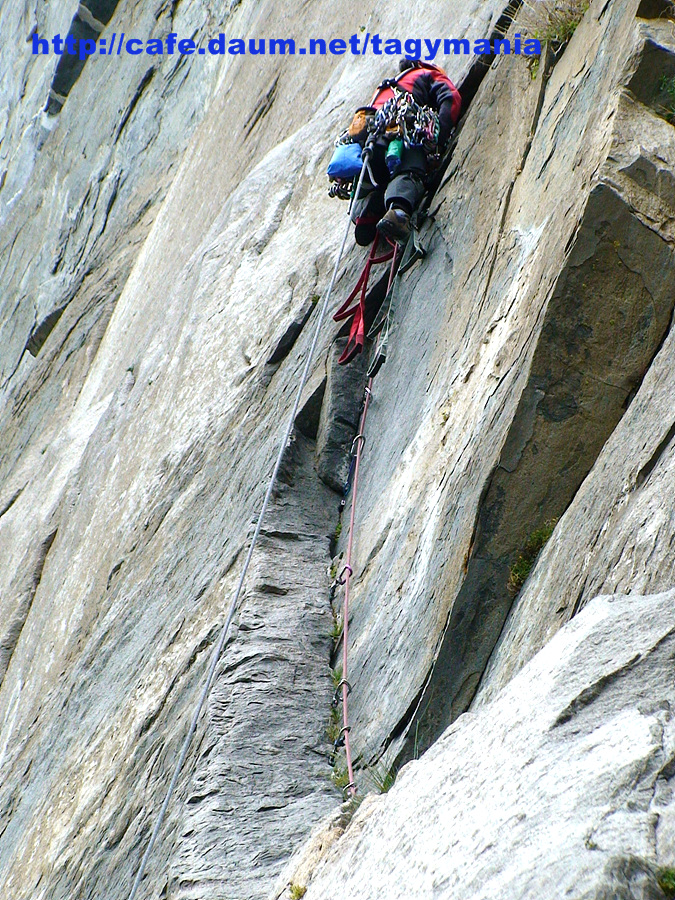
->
[327, 59, 462, 245]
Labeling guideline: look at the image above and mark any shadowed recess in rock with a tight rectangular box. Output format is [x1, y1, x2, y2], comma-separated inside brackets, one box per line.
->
[45, 1, 123, 116]
[627, 39, 675, 125]
[636, 0, 675, 18]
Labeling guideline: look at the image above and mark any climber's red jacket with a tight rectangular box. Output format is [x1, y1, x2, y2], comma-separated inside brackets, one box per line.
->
[370, 63, 462, 149]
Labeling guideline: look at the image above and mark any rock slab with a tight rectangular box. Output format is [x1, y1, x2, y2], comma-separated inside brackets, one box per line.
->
[289, 590, 675, 900]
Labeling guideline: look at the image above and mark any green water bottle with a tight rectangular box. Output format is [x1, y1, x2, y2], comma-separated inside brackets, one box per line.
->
[386, 139, 403, 174]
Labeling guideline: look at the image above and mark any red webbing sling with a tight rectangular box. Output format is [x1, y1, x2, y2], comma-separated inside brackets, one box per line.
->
[333, 238, 396, 364]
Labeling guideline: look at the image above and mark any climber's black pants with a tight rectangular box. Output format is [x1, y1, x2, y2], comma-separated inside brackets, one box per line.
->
[350, 139, 428, 245]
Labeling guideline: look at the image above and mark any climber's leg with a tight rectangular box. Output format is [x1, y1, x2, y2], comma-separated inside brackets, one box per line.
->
[351, 140, 389, 246]
[377, 146, 427, 243]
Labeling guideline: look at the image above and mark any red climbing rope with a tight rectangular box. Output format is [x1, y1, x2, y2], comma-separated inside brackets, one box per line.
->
[338, 241, 398, 796]
[339, 379, 370, 797]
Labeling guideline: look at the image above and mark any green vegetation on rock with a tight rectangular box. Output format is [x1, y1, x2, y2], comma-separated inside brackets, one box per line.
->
[368, 762, 398, 794]
[508, 519, 558, 596]
[331, 761, 351, 791]
[658, 867, 675, 897]
[658, 75, 675, 125]
[518, 0, 589, 51]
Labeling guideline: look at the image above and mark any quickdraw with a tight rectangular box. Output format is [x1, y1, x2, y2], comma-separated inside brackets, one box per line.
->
[328, 181, 352, 200]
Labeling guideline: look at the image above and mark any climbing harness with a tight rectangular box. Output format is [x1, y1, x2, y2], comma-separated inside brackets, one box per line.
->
[327, 87, 440, 201]
[125, 155, 373, 900]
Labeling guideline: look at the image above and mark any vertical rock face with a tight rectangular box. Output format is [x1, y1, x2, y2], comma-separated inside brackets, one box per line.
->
[2, 0, 675, 898]
[475, 14, 675, 706]
[1, 1, 506, 899]
[339, 0, 675, 769]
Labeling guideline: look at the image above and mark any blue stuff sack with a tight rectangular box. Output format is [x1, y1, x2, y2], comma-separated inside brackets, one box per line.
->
[327, 142, 363, 178]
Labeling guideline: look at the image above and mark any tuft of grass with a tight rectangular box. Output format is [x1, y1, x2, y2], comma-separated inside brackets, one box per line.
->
[334, 521, 342, 541]
[521, 0, 589, 49]
[331, 760, 351, 791]
[368, 762, 398, 794]
[327, 667, 346, 745]
[330, 664, 343, 689]
[661, 75, 675, 97]
[329, 611, 343, 645]
[327, 705, 342, 744]
[289, 884, 307, 900]
[658, 867, 675, 897]
[508, 519, 558, 596]
[658, 75, 675, 125]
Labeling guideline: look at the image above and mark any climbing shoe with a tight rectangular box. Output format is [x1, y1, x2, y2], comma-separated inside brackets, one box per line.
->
[376, 207, 411, 244]
[354, 214, 379, 247]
